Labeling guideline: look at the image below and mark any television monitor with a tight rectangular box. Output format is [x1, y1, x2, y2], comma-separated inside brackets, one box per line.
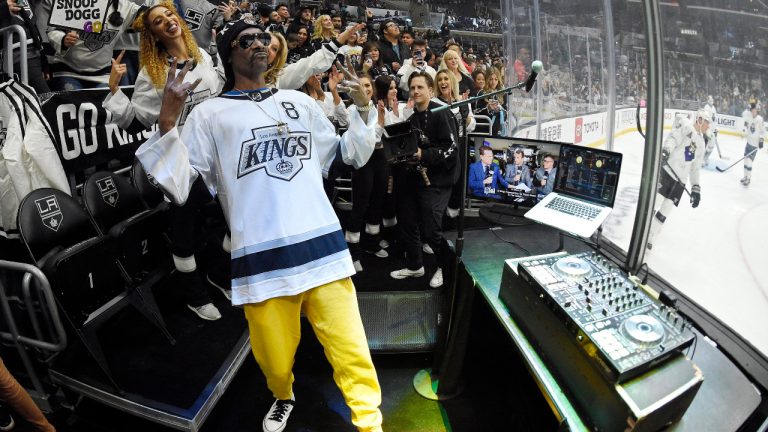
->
[466, 135, 562, 224]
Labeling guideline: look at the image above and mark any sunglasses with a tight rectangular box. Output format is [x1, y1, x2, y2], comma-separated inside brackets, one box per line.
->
[232, 32, 272, 50]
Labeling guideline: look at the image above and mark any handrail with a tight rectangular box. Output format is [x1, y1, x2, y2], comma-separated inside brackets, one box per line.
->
[0, 25, 29, 84]
[0, 260, 67, 352]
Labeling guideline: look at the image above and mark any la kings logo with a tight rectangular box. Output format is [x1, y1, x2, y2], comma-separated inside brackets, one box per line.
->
[80, 30, 119, 52]
[95, 176, 119, 207]
[183, 8, 205, 31]
[238, 126, 311, 181]
[35, 195, 63, 232]
[179, 88, 212, 126]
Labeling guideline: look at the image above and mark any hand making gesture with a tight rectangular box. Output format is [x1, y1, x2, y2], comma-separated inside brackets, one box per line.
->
[109, 50, 127, 94]
[335, 56, 370, 109]
[158, 58, 202, 135]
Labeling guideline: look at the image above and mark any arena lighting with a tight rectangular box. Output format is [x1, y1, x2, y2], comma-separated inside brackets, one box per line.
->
[680, 28, 697, 35]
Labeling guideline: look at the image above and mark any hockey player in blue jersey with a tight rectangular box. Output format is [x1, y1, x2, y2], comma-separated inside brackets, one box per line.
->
[136, 17, 383, 432]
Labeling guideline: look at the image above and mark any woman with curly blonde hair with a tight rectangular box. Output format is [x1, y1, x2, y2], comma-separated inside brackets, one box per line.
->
[104, 1, 224, 131]
[103, 1, 229, 323]
[310, 14, 337, 51]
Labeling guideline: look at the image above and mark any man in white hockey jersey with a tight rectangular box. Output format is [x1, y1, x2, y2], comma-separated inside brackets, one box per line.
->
[647, 109, 711, 250]
[135, 17, 383, 432]
[702, 95, 719, 167]
[740, 101, 765, 186]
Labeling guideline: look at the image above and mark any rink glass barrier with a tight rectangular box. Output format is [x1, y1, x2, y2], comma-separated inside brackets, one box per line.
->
[499, 0, 768, 357]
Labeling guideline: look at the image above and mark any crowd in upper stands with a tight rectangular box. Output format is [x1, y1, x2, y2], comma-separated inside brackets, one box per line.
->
[2, 0, 765, 124]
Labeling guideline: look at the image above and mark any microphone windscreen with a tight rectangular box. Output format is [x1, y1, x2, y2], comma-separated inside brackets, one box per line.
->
[532, 60, 543, 74]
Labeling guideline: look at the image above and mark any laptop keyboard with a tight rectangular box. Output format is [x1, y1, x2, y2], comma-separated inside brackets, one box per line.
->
[545, 196, 601, 220]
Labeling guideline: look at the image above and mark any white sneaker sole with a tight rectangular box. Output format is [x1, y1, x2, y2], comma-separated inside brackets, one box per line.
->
[187, 304, 221, 321]
[207, 274, 232, 301]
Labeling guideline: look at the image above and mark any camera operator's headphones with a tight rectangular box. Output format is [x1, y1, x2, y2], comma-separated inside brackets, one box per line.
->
[107, 0, 124, 26]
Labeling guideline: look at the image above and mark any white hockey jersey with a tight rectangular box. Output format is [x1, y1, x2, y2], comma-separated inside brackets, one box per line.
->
[103, 48, 225, 130]
[314, 92, 348, 127]
[662, 117, 704, 186]
[742, 110, 765, 148]
[0, 80, 69, 238]
[136, 89, 377, 305]
[45, 0, 144, 83]
[275, 40, 341, 90]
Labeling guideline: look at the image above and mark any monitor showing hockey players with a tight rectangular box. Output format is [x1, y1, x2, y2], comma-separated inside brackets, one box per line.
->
[467, 135, 562, 208]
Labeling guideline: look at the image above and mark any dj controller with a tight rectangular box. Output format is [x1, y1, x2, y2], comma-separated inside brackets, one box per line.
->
[501, 251, 695, 383]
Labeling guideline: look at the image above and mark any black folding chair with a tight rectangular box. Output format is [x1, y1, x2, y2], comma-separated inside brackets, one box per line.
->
[17, 188, 173, 392]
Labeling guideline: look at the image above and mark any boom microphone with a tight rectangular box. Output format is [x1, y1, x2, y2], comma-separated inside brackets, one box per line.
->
[524, 60, 543, 92]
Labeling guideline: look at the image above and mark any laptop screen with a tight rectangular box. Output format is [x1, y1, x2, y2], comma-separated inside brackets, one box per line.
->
[553, 144, 623, 207]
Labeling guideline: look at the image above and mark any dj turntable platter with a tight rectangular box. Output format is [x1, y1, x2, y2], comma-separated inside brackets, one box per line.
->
[622, 315, 665, 346]
[553, 256, 593, 279]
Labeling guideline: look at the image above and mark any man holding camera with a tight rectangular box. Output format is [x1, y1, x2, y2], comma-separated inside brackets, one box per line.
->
[389, 72, 459, 289]
[396, 39, 435, 95]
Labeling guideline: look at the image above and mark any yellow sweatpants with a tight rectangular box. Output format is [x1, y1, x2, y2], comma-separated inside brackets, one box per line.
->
[244, 277, 383, 432]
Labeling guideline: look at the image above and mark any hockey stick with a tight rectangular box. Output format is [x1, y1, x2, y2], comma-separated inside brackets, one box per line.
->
[713, 133, 729, 160]
[661, 160, 691, 197]
[716, 147, 759, 173]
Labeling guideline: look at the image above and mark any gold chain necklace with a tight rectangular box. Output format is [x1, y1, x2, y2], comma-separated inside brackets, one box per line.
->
[234, 88, 291, 137]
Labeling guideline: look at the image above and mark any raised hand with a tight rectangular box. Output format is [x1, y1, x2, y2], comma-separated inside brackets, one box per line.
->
[338, 23, 366, 44]
[158, 58, 202, 135]
[335, 56, 370, 109]
[109, 50, 127, 94]
[218, 1, 237, 21]
[63, 31, 79, 48]
[327, 66, 343, 92]
[389, 92, 399, 116]
[377, 100, 386, 125]
[6, 0, 22, 15]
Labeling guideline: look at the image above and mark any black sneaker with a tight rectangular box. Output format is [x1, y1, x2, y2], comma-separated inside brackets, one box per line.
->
[263, 397, 294, 432]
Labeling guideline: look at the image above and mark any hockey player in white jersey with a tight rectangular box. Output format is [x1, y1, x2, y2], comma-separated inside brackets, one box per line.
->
[702, 95, 719, 166]
[136, 17, 383, 432]
[740, 101, 765, 186]
[647, 109, 711, 250]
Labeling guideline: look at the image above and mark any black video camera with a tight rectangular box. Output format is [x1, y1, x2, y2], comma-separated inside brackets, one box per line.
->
[381, 121, 424, 163]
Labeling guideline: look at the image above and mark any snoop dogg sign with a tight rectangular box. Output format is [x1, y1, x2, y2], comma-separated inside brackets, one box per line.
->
[48, 0, 110, 33]
[42, 88, 156, 173]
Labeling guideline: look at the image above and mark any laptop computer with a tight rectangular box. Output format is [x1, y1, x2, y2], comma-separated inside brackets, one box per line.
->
[525, 143, 623, 238]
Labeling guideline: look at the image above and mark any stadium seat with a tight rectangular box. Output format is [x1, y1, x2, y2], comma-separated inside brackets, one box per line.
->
[17, 188, 174, 392]
[82, 171, 172, 281]
[131, 159, 167, 210]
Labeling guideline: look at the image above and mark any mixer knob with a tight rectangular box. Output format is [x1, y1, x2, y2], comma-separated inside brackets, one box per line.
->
[602, 309, 608, 316]
[584, 288, 590, 296]
[587, 304, 592, 311]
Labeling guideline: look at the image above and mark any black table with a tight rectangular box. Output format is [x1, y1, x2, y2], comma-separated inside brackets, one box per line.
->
[451, 224, 760, 431]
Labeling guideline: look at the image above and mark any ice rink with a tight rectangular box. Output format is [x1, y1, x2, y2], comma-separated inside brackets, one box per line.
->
[600, 131, 768, 357]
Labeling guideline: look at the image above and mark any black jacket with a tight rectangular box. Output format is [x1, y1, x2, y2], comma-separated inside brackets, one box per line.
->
[376, 38, 411, 71]
[408, 101, 460, 187]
